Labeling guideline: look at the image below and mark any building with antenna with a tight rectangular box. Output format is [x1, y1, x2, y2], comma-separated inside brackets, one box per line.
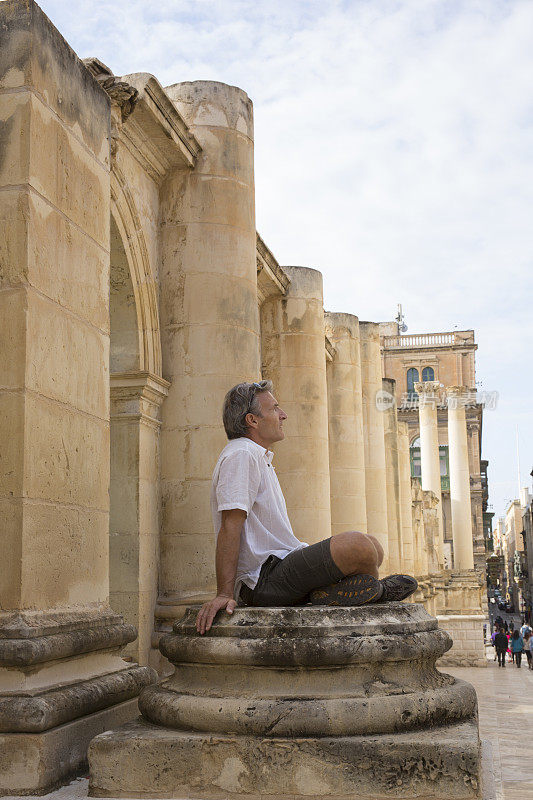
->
[380, 319, 486, 572]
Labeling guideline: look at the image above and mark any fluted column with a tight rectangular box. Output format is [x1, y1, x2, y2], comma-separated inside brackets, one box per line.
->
[383, 379, 402, 572]
[447, 387, 474, 570]
[261, 267, 331, 543]
[359, 322, 389, 568]
[415, 381, 444, 570]
[325, 313, 367, 536]
[398, 421, 415, 575]
[160, 82, 261, 609]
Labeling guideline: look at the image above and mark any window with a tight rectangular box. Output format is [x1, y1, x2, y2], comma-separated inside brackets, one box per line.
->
[422, 366, 435, 381]
[410, 436, 421, 478]
[439, 446, 449, 476]
[406, 367, 419, 397]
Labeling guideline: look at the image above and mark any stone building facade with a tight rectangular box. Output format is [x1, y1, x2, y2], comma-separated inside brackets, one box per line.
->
[381, 328, 486, 572]
[0, 0, 485, 792]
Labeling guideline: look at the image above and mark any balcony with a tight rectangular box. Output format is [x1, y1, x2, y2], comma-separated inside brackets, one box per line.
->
[383, 331, 475, 349]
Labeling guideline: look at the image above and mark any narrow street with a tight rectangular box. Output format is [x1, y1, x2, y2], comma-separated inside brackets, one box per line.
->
[449, 656, 533, 800]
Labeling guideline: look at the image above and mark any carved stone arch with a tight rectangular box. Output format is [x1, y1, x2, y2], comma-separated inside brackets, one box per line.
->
[110, 166, 162, 377]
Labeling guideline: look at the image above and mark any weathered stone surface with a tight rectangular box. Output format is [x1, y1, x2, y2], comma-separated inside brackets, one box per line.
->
[89, 716, 480, 799]
[90, 604, 481, 799]
[0, 665, 155, 732]
[0, 698, 138, 796]
[141, 604, 475, 737]
[0, 623, 136, 666]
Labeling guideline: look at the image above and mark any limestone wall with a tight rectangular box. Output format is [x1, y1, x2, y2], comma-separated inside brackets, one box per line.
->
[437, 615, 486, 668]
[0, 4, 156, 793]
[0, 0, 111, 616]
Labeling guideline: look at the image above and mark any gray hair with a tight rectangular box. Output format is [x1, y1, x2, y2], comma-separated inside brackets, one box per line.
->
[222, 380, 273, 440]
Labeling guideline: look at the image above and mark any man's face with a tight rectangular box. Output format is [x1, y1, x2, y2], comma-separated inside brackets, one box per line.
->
[251, 391, 287, 446]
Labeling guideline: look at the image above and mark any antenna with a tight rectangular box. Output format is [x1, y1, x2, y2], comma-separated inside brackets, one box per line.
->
[395, 303, 408, 333]
[516, 425, 521, 497]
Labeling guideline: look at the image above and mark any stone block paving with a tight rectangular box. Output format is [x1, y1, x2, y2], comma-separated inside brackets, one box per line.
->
[448, 657, 533, 800]
[4, 656, 533, 800]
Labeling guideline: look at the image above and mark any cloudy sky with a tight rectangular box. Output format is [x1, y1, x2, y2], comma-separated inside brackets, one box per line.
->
[39, 0, 533, 520]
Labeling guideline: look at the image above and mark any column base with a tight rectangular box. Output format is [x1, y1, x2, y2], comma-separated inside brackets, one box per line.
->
[0, 608, 157, 794]
[0, 697, 139, 796]
[89, 716, 481, 799]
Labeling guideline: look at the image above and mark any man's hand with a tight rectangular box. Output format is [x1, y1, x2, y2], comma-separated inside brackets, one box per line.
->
[196, 594, 237, 635]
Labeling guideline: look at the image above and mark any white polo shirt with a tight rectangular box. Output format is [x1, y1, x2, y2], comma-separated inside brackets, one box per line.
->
[211, 437, 307, 597]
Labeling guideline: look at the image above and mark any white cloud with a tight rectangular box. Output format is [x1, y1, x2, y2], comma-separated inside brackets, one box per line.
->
[38, 0, 533, 516]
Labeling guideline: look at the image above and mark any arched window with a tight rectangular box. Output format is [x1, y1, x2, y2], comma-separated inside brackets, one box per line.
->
[422, 366, 435, 381]
[410, 436, 421, 478]
[406, 367, 419, 397]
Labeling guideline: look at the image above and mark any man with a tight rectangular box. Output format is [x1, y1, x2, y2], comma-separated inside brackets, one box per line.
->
[196, 381, 418, 635]
[494, 626, 508, 668]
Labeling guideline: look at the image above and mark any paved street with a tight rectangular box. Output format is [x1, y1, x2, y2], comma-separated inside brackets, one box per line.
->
[449, 658, 533, 800]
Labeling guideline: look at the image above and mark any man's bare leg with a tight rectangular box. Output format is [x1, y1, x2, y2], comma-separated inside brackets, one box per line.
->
[311, 530, 417, 606]
[329, 531, 383, 579]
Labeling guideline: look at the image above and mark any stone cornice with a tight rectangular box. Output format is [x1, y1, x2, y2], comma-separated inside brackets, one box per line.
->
[110, 370, 170, 401]
[83, 58, 138, 121]
[83, 60, 201, 180]
[121, 73, 201, 172]
[111, 371, 170, 430]
[256, 233, 290, 303]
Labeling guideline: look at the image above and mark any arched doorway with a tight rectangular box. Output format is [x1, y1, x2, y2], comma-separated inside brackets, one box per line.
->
[108, 189, 168, 665]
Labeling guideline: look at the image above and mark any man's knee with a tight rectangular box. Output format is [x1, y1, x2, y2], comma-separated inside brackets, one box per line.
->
[365, 534, 384, 566]
[330, 531, 379, 576]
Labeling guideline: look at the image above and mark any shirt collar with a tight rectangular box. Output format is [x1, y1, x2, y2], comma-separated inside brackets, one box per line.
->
[243, 437, 274, 464]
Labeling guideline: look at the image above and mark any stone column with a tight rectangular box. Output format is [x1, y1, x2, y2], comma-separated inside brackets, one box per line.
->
[383, 379, 402, 572]
[110, 372, 169, 665]
[0, 2, 154, 793]
[415, 381, 444, 570]
[261, 267, 331, 543]
[359, 322, 389, 568]
[447, 387, 475, 571]
[159, 81, 261, 614]
[411, 481, 429, 577]
[90, 605, 482, 800]
[325, 313, 367, 536]
[398, 421, 415, 575]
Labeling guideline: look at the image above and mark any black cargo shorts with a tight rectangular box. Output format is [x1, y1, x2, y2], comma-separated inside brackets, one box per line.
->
[239, 537, 344, 607]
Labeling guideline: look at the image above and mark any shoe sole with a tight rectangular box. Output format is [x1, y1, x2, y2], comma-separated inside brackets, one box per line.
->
[308, 574, 381, 607]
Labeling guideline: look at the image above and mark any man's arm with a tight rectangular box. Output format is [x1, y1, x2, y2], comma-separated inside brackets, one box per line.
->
[195, 508, 246, 635]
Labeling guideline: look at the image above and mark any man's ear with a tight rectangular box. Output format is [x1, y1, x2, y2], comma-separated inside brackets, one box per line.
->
[245, 412, 257, 428]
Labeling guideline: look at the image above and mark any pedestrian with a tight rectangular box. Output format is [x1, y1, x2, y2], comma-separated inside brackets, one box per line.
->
[504, 620, 509, 634]
[509, 620, 515, 634]
[511, 630, 524, 668]
[524, 630, 532, 670]
[520, 620, 532, 638]
[494, 627, 508, 668]
[490, 629, 498, 661]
